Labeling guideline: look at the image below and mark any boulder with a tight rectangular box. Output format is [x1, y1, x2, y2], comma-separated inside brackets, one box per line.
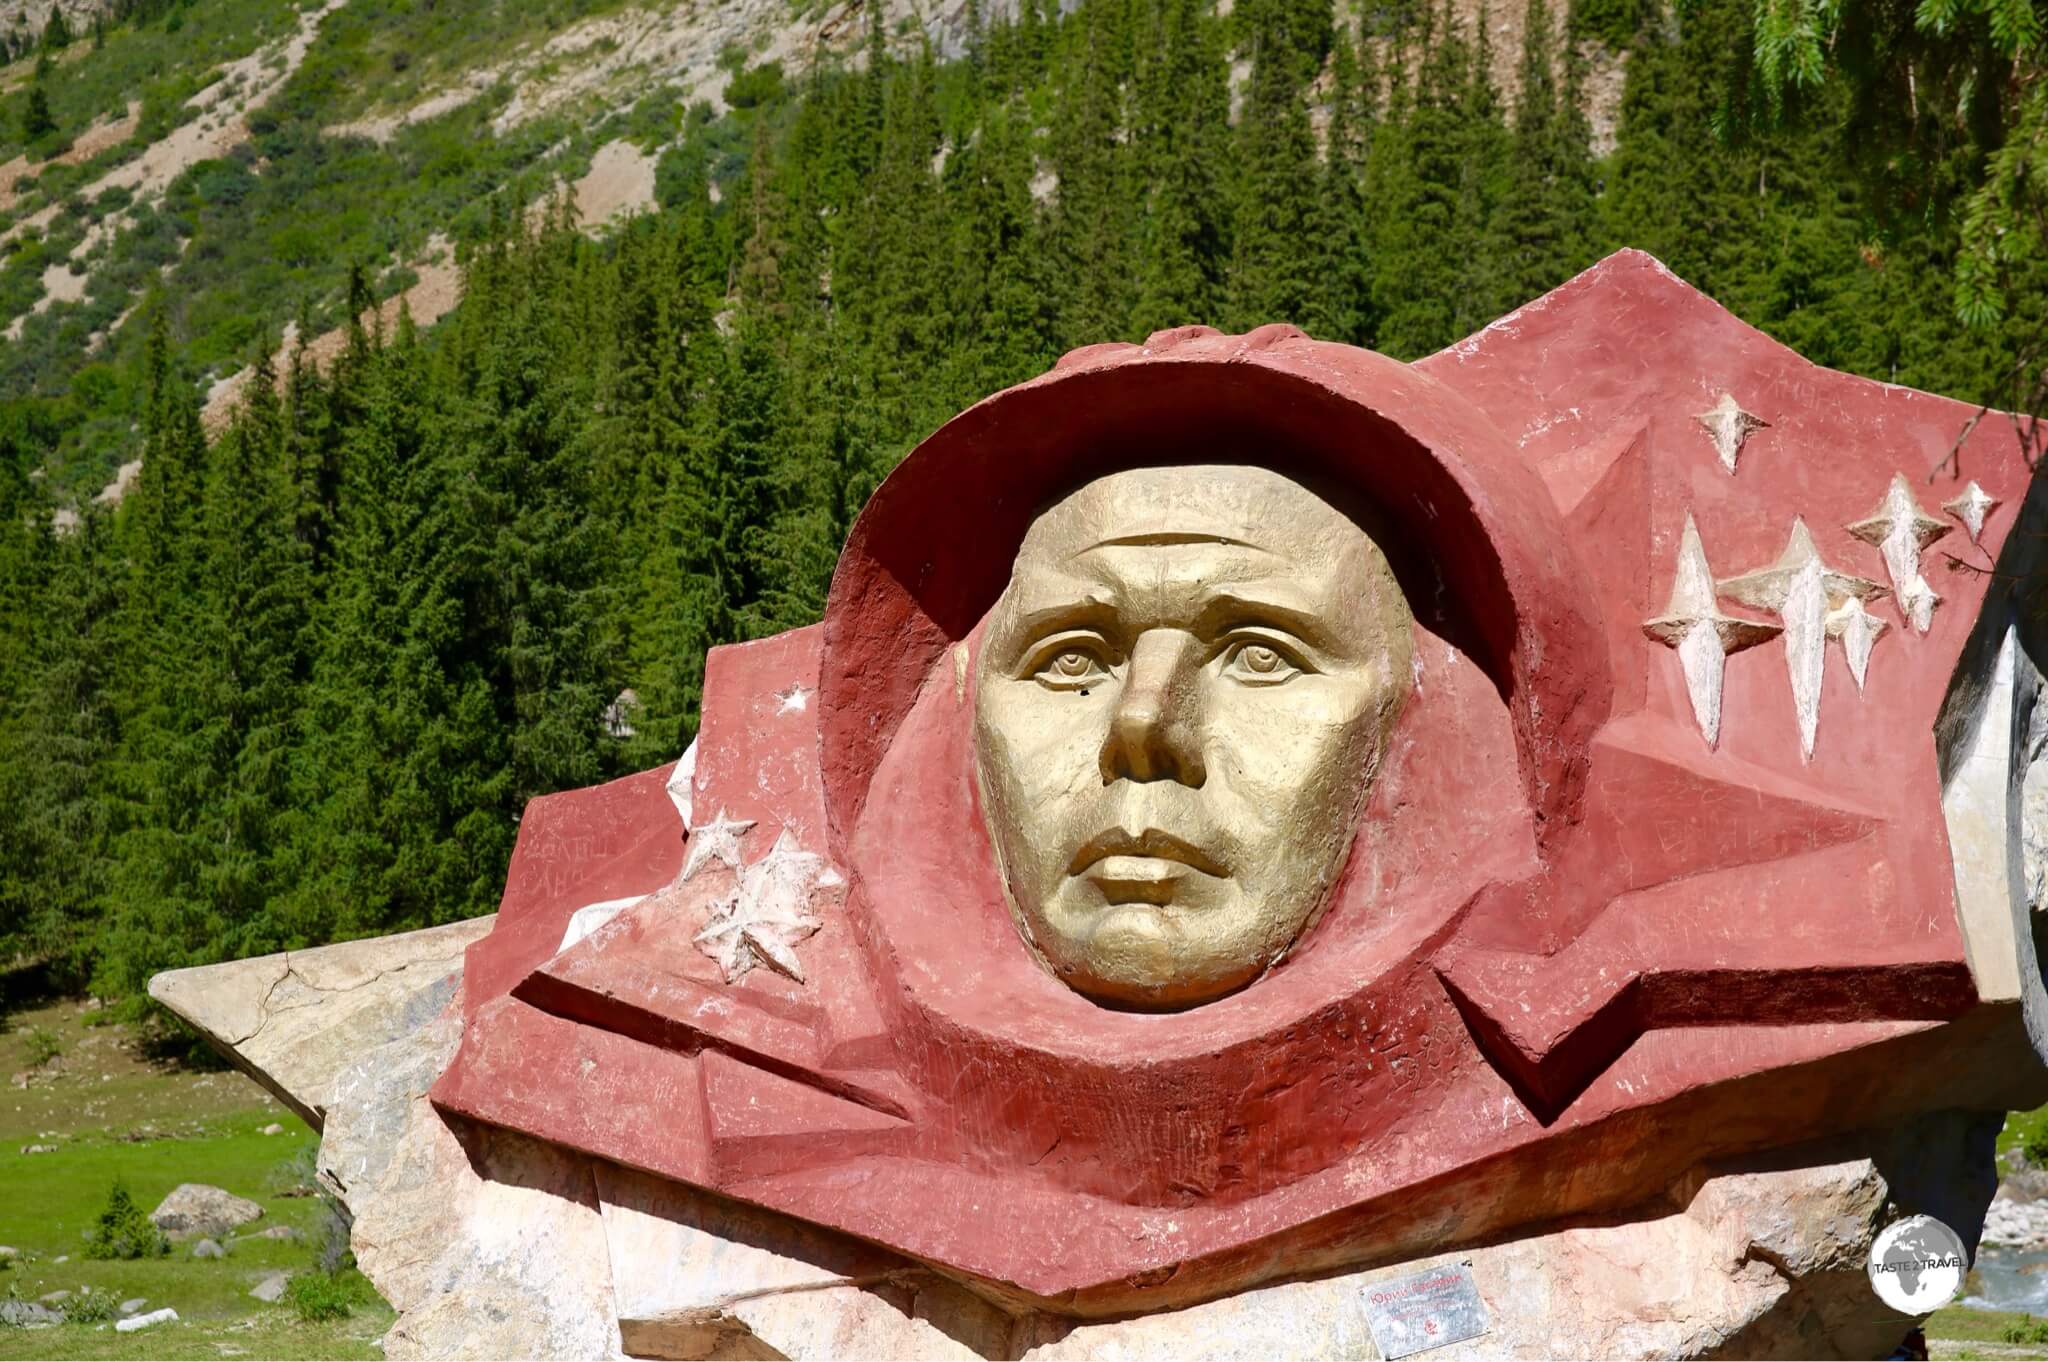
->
[191, 1238, 225, 1259]
[0, 1300, 60, 1327]
[241, 1226, 300, 1242]
[150, 1184, 263, 1240]
[250, 1272, 289, 1303]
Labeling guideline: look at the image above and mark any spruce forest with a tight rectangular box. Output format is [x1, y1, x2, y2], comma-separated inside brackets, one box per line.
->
[1, 0, 2043, 1018]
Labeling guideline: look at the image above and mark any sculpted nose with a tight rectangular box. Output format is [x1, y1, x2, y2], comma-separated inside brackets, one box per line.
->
[1100, 631, 1206, 787]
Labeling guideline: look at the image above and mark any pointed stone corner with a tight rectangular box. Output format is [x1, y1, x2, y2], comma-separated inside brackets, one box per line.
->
[148, 915, 495, 1129]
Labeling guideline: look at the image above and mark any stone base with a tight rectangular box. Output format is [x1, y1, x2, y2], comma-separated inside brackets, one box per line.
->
[154, 924, 2001, 1360]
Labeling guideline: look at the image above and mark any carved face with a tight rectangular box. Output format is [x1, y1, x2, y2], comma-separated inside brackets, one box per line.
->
[973, 464, 1413, 1009]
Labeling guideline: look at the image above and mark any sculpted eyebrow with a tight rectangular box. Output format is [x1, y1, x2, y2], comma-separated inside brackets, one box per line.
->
[1006, 593, 1118, 642]
[1192, 591, 1332, 650]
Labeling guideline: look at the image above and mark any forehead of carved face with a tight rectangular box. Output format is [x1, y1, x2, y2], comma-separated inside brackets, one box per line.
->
[972, 463, 1414, 1010]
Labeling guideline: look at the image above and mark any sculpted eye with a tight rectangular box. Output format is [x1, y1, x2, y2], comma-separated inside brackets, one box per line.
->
[1032, 645, 1113, 691]
[1221, 638, 1305, 685]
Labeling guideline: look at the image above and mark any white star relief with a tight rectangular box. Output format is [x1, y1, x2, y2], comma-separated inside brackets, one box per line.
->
[1643, 514, 1781, 748]
[1825, 597, 1887, 691]
[1846, 474, 1951, 634]
[1943, 481, 2000, 545]
[693, 829, 836, 983]
[774, 683, 810, 715]
[1717, 518, 1885, 760]
[679, 807, 755, 882]
[1695, 393, 1769, 474]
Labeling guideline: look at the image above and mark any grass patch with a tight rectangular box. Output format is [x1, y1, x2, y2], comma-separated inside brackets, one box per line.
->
[1929, 1305, 2048, 1347]
[0, 999, 392, 1361]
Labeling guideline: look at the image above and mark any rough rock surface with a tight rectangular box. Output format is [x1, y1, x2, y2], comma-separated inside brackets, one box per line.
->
[149, 915, 492, 1128]
[0, 1300, 61, 1327]
[149, 1184, 263, 1240]
[320, 1008, 619, 1360]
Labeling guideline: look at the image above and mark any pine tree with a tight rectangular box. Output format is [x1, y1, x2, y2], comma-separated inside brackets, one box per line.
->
[20, 85, 54, 142]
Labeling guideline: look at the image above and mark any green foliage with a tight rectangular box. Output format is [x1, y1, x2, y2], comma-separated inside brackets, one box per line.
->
[63, 1289, 118, 1324]
[2004, 1318, 2048, 1345]
[84, 1178, 170, 1260]
[19, 85, 54, 143]
[283, 1270, 360, 1322]
[22, 1026, 61, 1066]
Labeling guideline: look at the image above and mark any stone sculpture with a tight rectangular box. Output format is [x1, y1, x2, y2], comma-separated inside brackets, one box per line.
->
[156, 251, 2048, 1359]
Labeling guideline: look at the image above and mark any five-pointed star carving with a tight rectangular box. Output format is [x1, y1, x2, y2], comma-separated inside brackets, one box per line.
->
[1846, 473, 1950, 634]
[775, 683, 810, 715]
[1695, 392, 1769, 474]
[1643, 514, 1781, 748]
[693, 828, 832, 983]
[680, 807, 755, 882]
[1943, 481, 2000, 544]
[1717, 518, 1884, 759]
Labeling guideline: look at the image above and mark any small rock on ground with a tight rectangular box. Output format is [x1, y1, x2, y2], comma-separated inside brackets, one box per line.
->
[119, 1297, 147, 1315]
[249, 1271, 288, 1303]
[259, 1123, 284, 1135]
[0, 1245, 16, 1258]
[36, 1290, 69, 1305]
[115, 1306, 178, 1333]
[241, 1225, 300, 1242]
[19, 1143, 54, 1154]
[191, 1238, 225, 1259]
[0, 1300, 60, 1326]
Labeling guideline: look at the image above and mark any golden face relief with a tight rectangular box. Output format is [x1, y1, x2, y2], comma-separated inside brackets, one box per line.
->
[972, 464, 1414, 1010]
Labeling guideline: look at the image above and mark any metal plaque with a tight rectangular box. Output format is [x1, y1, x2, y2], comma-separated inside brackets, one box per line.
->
[1360, 1262, 1491, 1359]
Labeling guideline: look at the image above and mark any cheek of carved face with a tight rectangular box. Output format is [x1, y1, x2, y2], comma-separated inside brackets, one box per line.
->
[972, 463, 1413, 1010]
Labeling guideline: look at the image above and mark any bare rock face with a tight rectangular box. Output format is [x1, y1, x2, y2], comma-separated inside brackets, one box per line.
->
[149, 1184, 263, 1241]
[148, 916, 492, 1129]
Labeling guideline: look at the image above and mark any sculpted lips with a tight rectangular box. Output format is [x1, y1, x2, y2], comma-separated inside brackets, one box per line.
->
[1068, 827, 1229, 880]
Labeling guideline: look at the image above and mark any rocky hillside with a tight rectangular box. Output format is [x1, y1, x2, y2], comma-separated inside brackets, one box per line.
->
[1, 0, 1628, 502]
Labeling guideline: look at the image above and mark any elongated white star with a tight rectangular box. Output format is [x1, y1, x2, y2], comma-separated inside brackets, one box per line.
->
[1846, 474, 1950, 634]
[1718, 518, 1885, 759]
[1695, 393, 1769, 474]
[1643, 514, 1781, 748]
[680, 807, 755, 882]
[693, 829, 835, 983]
[1943, 481, 1999, 545]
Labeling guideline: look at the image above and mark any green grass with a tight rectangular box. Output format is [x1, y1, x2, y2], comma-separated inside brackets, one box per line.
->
[0, 999, 393, 1360]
